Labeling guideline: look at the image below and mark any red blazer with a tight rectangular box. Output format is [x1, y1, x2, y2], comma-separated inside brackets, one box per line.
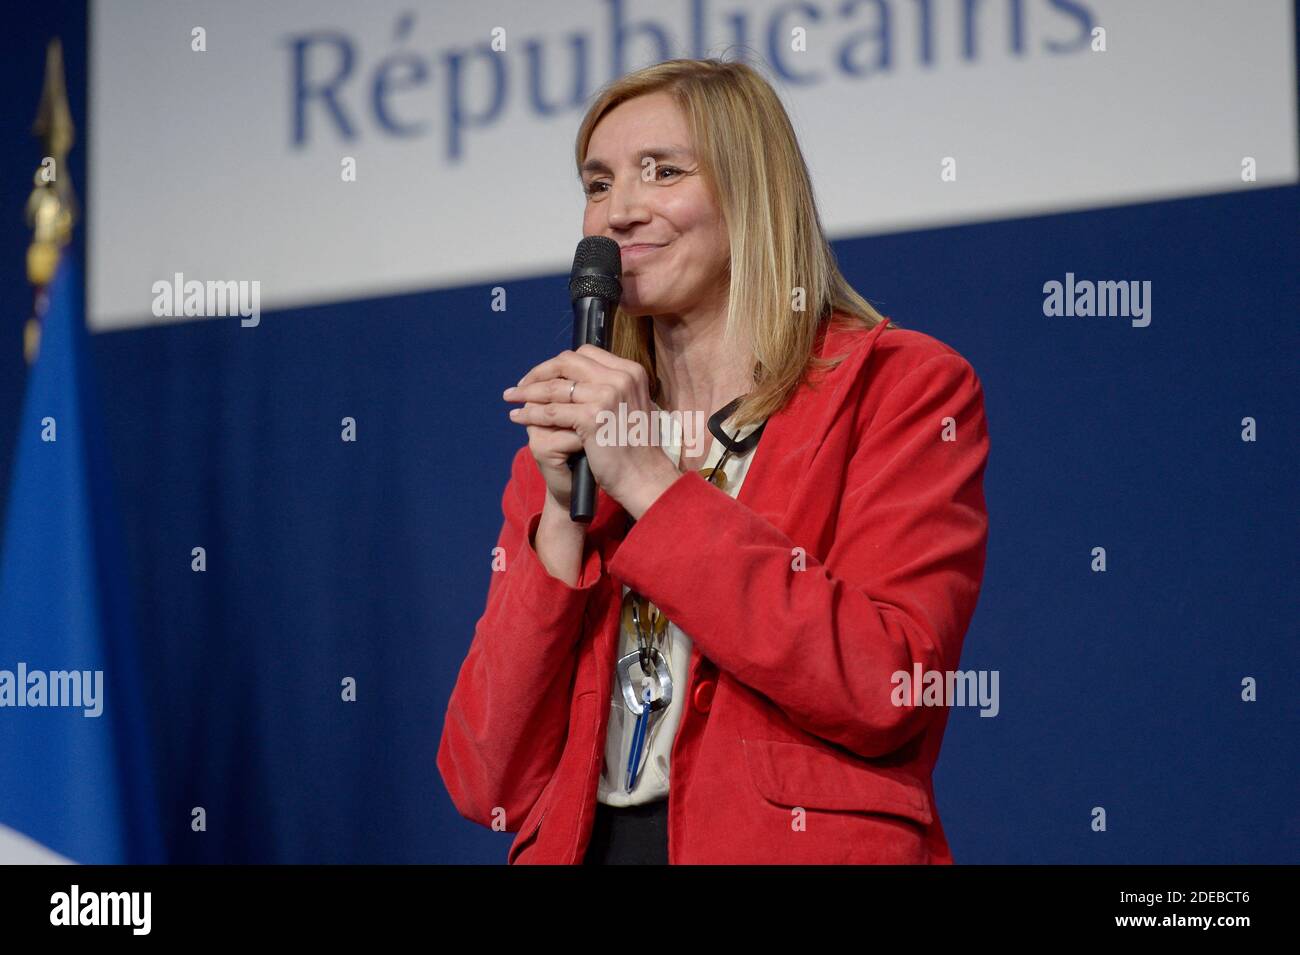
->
[438, 314, 990, 864]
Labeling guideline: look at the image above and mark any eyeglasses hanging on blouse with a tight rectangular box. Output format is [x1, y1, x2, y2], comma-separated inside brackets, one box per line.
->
[615, 394, 767, 792]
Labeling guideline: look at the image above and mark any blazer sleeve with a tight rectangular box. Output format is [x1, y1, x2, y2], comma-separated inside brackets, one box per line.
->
[437, 445, 605, 831]
[606, 352, 990, 759]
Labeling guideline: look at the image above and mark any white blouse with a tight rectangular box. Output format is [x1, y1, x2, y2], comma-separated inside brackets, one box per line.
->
[596, 402, 763, 806]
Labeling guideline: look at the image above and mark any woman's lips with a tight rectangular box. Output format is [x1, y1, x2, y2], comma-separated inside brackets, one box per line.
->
[621, 243, 665, 261]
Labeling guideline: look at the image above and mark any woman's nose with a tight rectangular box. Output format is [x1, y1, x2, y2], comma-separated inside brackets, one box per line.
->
[606, 182, 651, 229]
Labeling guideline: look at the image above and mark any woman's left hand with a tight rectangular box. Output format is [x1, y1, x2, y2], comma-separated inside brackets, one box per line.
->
[503, 344, 681, 519]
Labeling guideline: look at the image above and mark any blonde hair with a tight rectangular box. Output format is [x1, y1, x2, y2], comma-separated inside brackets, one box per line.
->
[574, 56, 893, 429]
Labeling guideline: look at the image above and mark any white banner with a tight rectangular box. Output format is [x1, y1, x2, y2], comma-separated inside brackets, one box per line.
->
[88, 0, 1298, 330]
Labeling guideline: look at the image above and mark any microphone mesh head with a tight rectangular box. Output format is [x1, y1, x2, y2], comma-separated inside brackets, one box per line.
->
[569, 235, 622, 303]
[570, 235, 622, 280]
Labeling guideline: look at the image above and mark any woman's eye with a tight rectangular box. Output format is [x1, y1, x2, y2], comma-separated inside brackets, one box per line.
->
[583, 166, 681, 197]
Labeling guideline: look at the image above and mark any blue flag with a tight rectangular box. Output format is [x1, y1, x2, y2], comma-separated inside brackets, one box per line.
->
[0, 252, 164, 863]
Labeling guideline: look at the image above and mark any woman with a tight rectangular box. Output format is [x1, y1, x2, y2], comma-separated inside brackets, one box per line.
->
[437, 58, 990, 864]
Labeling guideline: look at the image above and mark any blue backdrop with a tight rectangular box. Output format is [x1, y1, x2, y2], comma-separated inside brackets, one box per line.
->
[1, 2, 1296, 863]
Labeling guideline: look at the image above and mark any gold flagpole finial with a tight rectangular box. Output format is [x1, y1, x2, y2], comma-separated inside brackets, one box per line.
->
[24, 37, 78, 363]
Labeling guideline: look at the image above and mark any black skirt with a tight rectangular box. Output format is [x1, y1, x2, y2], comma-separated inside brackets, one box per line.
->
[582, 797, 669, 865]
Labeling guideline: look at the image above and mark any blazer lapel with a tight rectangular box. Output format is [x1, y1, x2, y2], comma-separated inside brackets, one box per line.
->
[737, 317, 893, 535]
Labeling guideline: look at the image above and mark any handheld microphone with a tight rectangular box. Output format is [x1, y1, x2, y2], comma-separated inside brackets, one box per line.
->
[567, 236, 622, 523]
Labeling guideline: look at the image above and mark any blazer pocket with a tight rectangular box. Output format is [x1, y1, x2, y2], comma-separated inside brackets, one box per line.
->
[507, 805, 547, 865]
[507, 765, 563, 865]
[742, 737, 933, 827]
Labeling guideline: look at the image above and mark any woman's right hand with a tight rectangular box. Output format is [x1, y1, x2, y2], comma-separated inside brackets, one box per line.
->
[520, 417, 584, 513]
[518, 421, 589, 586]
